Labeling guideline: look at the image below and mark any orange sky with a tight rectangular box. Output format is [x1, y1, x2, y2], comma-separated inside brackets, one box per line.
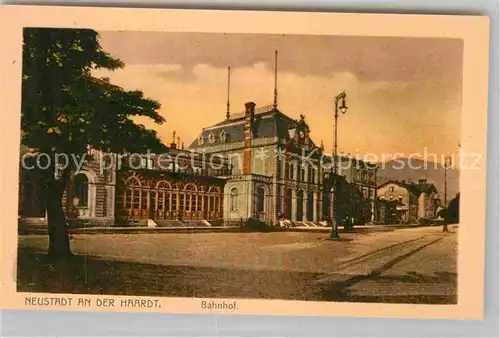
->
[93, 31, 463, 161]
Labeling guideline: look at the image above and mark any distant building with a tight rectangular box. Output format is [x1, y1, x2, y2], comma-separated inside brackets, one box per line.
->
[322, 157, 378, 224]
[376, 179, 439, 224]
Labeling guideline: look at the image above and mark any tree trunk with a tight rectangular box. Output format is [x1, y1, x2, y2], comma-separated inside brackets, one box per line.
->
[45, 178, 73, 259]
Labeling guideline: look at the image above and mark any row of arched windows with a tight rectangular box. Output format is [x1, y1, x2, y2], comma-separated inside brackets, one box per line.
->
[119, 175, 223, 220]
[280, 188, 316, 221]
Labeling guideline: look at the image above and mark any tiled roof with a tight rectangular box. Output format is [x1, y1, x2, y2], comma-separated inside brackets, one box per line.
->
[188, 106, 308, 149]
[378, 180, 438, 197]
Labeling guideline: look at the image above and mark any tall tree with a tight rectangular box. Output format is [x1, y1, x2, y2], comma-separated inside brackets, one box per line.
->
[21, 28, 167, 258]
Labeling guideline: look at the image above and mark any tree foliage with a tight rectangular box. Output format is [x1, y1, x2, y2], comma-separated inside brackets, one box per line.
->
[20, 28, 167, 257]
[22, 28, 166, 157]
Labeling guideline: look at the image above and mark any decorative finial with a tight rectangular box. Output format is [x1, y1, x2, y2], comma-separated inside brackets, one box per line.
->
[273, 50, 278, 109]
[172, 130, 176, 144]
[177, 136, 180, 146]
[226, 66, 231, 119]
[320, 140, 324, 150]
[181, 141, 184, 150]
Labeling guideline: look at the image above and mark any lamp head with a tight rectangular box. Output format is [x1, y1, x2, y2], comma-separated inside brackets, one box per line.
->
[339, 95, 348, 114]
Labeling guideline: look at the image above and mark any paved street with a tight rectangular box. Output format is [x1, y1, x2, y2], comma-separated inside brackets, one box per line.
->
[17, 226, 457, 304]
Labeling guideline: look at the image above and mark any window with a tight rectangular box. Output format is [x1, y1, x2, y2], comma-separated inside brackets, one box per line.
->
[141, 191, 148, 210]
[198, 135, 204, 145]
[72, 173, 89, 207]
[172, 193, 177, 211]
[133, 191, 140, 209]
[220, 131, 229, 143]
[309, 168, 316, 183]
[230, 156, 240, 174]
[256, 187, 265, 213]
[230, 188, 238, 212]
[156, 191, 164, 211]
[208, 133, 216, 144]
[179, 193, 185, 211]
[214, 196, 220, 214]
[289, 164, 295, 180]
[285, 188, 293, 219]
[210, 196, 215, 211]
[196, 195, 202, 212]
[276, 188, 282, 213]
[125, 188, 133, 209]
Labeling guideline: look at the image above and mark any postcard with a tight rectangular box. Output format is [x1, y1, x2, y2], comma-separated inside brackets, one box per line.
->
[0, 5, 489, 319]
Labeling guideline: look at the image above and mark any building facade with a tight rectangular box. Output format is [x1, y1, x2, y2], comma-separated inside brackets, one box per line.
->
[189, 102, 325, 226]
[19, 104, 379, 228]
[18, 142, 231, 227]
[376, 179, 439, 224]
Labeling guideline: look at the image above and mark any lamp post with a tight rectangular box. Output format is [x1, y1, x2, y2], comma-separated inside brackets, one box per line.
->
[330, 91, 348, 240]
[443, 155, 452, 232]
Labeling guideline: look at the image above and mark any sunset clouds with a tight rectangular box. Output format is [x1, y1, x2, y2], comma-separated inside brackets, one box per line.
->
[92, 31, 463, 159]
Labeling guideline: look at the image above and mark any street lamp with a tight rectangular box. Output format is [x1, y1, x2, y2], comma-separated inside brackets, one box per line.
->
[443, 155, 452, 232]
[330, 91, 348, 240]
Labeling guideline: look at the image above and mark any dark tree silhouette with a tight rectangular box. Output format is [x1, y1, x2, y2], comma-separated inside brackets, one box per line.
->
[21, 28, 167, 258]
[445, 193, 460, 224]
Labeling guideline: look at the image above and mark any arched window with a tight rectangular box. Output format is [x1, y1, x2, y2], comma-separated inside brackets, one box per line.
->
[208, 186, 220, 193]
[209, 195, 215, 211]
[185, 184, 196, 211]
[72, 173, 89, 207]
[256, 187, 265, 213]
[230, 188, 238, 212]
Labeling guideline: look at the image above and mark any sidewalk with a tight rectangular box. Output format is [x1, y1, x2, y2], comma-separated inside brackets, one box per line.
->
[18, 223, 448, 235]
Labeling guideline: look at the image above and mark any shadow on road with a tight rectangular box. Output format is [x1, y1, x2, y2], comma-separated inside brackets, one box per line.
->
[17, 247, 456, 304]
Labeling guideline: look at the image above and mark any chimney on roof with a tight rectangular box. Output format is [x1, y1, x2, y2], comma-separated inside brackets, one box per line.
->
[245, 101, 256, 117]
[418, 179, 427, 184]
[401, 180, 406, 184]
[245, 101, 256, 138]
[170, 130, 177, 149]
[243, 102, 256, 175]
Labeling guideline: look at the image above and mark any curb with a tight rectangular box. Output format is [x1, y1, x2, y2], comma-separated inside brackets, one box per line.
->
[18, 223, 443, 236]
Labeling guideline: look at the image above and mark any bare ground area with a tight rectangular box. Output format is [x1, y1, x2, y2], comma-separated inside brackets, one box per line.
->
[16, 226, 458, 304]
